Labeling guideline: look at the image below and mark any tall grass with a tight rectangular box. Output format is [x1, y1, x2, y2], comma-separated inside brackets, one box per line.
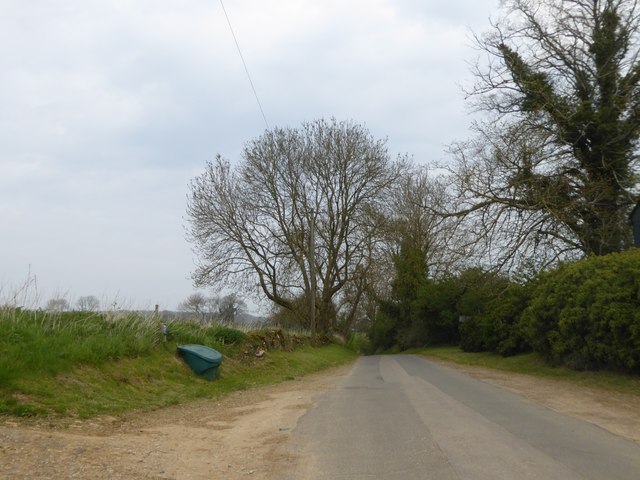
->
[0, 308, 245, 388]
[0, 307, 356, 418]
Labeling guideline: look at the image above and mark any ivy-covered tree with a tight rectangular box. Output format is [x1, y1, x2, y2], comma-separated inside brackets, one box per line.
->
[443, 0, 640, 268]
[370, 170, 446, 350]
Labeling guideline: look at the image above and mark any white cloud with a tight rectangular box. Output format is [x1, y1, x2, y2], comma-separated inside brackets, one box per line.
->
[0, 0, 501, 310]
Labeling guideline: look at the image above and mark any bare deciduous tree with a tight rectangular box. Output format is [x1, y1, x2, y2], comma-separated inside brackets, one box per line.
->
[215, 293, 246, 324]
[441, 122, 586, 271]
[178, 292, 248, 325]
[76, 295, 100, 312]
[387, 167, 457, 278]
[45, 297, 69, 312]
[186, 118, 407, 333]
[339, 168, 454, 335]
[178, 293, 209, 323]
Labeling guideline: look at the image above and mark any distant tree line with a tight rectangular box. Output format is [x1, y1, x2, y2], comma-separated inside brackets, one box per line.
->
[177, 292, 246, 325]
[45, 295, 100, 313]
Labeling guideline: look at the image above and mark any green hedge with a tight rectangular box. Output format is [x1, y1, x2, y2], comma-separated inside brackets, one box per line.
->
[458, 281, 531, 356]
[522, 249, 640, 373]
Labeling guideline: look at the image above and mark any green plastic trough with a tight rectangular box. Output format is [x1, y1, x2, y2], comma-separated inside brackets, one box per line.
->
[177, 344, 223, 380]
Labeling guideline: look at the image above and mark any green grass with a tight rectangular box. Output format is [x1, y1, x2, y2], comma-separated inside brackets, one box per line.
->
[0, 308, 357, 418]
[413, 346, 640, 396]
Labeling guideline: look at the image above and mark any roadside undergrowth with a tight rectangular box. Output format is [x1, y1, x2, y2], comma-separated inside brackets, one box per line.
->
[0, 308, 356, 419]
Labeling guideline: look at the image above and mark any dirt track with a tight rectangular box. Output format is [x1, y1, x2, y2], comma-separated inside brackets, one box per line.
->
[1, 358, 639, 479]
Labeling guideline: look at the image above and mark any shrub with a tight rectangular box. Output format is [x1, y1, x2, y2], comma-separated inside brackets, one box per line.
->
[210, 326, 247, 345]
[369, 304, 400, 353]
[455, 271, 531, 355]
[522, 250, 640, 372]
[459, 316, 486, 352]
[346, 333, 372, 354]
[484, 283, 532, 356]
[412, 277, 463, 346]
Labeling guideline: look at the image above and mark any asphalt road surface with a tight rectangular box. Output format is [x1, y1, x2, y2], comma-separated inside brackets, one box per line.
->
[286, 355, 640, 479]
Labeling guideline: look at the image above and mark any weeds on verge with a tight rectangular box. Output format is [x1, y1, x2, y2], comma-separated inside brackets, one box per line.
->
[0, 308, 354, 418]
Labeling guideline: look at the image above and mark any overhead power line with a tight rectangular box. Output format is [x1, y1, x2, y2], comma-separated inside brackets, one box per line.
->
[219, 0, 270, 131]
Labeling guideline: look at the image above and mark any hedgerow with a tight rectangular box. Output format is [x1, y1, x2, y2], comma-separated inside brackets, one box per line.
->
[522, 249, 640, 373]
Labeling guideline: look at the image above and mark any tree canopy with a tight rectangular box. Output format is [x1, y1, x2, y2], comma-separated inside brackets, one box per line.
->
[441, 0, 640, 270]
[186, 118, 407, 333]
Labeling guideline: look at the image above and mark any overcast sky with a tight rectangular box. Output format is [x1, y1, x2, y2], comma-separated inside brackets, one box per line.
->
[1, 0, 500, 312]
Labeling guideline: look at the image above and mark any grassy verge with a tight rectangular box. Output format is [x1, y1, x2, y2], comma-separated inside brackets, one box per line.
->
[413, 346, 640, 396]
[0, 308, 357, 418]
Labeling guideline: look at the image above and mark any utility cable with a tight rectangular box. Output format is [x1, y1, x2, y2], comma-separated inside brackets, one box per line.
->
[219, 0, 270, 131]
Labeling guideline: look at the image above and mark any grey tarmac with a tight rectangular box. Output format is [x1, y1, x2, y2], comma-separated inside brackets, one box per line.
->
[285, 355, 640, 480]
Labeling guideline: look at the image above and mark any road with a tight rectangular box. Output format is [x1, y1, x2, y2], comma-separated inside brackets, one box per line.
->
[285, 355, 640, 480]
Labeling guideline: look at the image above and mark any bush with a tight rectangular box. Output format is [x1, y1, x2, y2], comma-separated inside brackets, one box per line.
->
[411, 277, 463, 347]
[455, 271, 531, 355]
[210, 326, 247, 345]
[484, 283, 532, 356]
[369, 305, 400, 353]
[345, 333, 372, 354]
[459, 316, 486, 352]
[522, 250, 640, 373]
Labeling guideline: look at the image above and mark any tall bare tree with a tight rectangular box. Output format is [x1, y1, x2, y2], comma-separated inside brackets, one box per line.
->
[45, 297, 69, 312]
[442, 0, 640, 269]
[76, 295, 100, 312]
[186, 118, 407, 333]
[178, 293, 209, 323]
[386, 167, 457, 278]
[214, 293, 246, 324]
